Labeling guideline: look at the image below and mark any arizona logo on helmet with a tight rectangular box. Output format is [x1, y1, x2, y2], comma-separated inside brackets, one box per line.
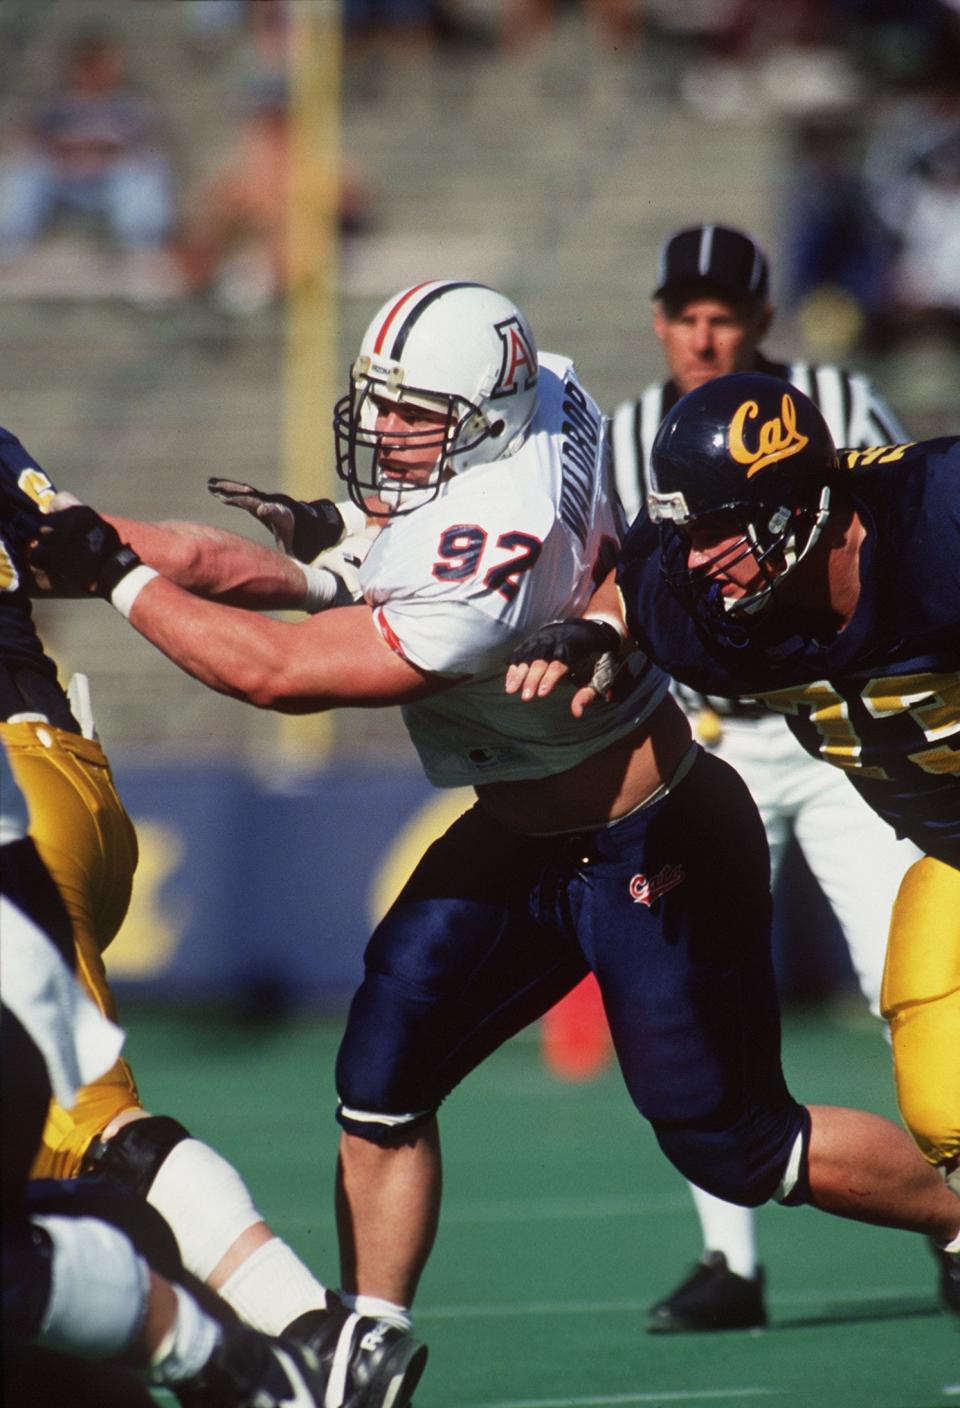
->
[728, 392, 809, 478]
[491, 316, 538, 399]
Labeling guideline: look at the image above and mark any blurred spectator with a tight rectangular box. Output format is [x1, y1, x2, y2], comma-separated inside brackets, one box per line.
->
[781, 117, 897, 355]
[177, 72, 375, 315]
[643, 1, 861, 117]
[499, 0, 644, 50]
[859, 20, 960, 347]
[344, 0, 492, 64]
[889, 130, 960, 346]
[0, 28, 177, 296]
[837, 0, 960, 90]
[182, 0, 250, 59]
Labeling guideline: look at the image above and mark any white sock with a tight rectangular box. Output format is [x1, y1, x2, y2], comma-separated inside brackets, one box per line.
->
[217, 1237, 328, 1335]
[149, 1283, 222, 1384]
[338, 1293, 412, 1333]
[689, 1183, 758, 1279]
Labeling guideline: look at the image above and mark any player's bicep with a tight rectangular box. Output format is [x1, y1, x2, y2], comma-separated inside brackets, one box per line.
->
[286, 604, 454, 708]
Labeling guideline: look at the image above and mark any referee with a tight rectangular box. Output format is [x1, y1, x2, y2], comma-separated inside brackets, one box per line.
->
[610, 224, 941, 1332]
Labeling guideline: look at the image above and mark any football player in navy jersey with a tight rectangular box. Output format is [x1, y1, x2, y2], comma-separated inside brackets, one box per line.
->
[610, 223, 921, 1334]
[27, 284, 960, 1370]
[0, 427, 428, 1407]
[506, 372, 960, 1301]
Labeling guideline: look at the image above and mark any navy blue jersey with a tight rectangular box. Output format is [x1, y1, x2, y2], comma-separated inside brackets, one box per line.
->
[0, 427, 74, 725]
[618, 437, 960, 864]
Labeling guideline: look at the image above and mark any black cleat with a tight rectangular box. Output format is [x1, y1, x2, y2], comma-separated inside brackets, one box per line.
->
[930, 1237, 960, 1317]
[647, 1251, 767, 1333]
[174, 1322, 333, 1407]
[285, 1306, 428, 1408]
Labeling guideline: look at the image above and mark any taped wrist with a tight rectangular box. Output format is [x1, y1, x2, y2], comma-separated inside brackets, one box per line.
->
[299, 562, 343, 613]
[96, 545, 143, 598]
[110, 563, 159, 618]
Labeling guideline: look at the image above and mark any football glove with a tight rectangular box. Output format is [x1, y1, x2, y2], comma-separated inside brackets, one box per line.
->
[208, 479, 346, 562]
[508, 618, 623, 689]
[30, 505, 142, 598]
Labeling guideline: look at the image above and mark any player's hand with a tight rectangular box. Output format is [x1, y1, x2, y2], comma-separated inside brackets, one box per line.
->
[30, 504, 141, 597]
[207, 478, 345, 562]
[505, 618, 621, 716]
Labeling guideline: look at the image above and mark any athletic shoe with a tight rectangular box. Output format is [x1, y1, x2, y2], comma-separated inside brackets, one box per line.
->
[285, 1305, 428, 1408]
[647, 1251, 767, 1333]
[174, 1323, 333, 1407]
[930, 1237, 960, 1317]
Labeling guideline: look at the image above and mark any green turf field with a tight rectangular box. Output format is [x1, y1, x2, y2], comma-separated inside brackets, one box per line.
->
[126, 1001, 958, 1407]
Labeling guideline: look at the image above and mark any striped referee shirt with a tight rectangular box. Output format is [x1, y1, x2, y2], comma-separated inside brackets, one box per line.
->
[610, 353, 907, 525]
[610, 354, 907, 719]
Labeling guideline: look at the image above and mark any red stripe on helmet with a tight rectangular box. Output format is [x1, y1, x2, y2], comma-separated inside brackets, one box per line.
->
[373, 282, 436, 355]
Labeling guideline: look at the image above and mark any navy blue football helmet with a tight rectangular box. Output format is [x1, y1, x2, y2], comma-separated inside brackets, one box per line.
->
[647, 372, 837, 627]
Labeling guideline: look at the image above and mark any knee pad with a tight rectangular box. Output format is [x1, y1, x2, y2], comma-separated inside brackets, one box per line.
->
[772, 1118, 812, 1207]
[81, 1114, 190, 1198]
[30, 1214, 148, 1359]
[336, 1101, 435, 1146]
[654, 1104, 810, 1209]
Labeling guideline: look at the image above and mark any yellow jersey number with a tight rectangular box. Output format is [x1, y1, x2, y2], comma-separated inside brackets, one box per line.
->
[755, 673, 960, 779]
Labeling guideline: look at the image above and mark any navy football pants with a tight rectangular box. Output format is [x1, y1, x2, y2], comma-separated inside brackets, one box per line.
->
[336, 748, 808, 1206]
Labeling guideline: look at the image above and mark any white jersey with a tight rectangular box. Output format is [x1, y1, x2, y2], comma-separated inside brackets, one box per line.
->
[359, 353, 669, 787]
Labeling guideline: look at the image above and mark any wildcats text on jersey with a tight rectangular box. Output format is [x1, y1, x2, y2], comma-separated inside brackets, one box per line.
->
[559, 378, 602, 547]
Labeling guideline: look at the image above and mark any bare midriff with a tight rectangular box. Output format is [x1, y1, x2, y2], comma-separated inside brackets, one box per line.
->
[475, 693, 693, 834]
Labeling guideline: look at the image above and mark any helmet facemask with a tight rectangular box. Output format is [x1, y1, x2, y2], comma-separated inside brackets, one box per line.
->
[334, 359, 501, 517]
[652, 487, 831, 636]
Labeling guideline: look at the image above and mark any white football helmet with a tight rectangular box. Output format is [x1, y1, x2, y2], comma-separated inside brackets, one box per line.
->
[333, 280, 540, 514]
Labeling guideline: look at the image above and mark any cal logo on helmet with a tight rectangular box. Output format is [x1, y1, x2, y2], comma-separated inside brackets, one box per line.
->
[728, 392, 809, 478]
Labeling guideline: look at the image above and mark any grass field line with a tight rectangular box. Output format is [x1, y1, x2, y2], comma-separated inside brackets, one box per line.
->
[468, 1388, 785, 1407]
[439, 1193, 692, 1223]
[415, 1283, 934, 1319]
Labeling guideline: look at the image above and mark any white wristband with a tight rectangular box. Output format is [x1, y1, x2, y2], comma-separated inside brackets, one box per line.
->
[584, 611, 626, 642]
[110, 565, 159, 619]
[299, 562, 341, 613]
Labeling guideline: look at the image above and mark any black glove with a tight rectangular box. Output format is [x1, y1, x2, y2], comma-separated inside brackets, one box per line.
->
[508, 618, 621, 686]
[30, 505, 141, 598]
[207, 478, 345, 562]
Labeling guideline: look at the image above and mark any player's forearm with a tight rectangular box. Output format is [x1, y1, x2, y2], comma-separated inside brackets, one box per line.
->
[583, 568, 626, 634]
[105, 515, 310, 609]
[123, 573, 333, 710]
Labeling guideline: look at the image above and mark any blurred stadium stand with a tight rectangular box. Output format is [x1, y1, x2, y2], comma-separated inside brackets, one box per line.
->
[3, 0, 957, 1007]
[5, 0, 957, 763]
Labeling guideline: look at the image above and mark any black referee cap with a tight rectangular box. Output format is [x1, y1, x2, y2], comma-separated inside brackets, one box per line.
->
[654, 224, 769, 304]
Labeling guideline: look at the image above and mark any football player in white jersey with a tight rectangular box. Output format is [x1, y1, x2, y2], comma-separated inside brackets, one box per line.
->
[31, 281, 960, 1388]
[607, 224, 928, 1331]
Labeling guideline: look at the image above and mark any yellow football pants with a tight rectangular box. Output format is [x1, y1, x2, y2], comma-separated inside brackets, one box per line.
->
[882, 854, 960, 1169]
[2, 720, 144, 1178]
